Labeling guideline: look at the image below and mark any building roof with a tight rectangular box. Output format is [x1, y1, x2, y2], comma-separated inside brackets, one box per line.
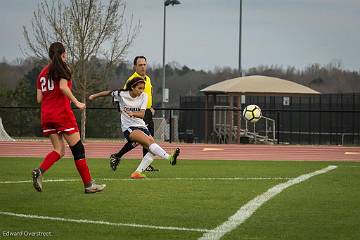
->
[201, 75, 320, 95]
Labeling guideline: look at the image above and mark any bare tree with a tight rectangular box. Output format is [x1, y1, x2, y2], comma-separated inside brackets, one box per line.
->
[23, 0, 140, 141]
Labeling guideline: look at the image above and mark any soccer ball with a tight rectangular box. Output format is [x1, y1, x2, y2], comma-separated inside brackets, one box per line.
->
[243, 105, 262, 123]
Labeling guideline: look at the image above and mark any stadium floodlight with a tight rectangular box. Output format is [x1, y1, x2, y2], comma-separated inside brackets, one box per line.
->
[165, 0, 181, 6]
[162, 0, 181, 117]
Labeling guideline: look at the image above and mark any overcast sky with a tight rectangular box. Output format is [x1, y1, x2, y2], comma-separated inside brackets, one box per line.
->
[0, 0, 359, 71]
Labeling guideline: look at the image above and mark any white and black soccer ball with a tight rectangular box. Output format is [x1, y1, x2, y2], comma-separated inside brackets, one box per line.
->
[242, 105, 262, 123]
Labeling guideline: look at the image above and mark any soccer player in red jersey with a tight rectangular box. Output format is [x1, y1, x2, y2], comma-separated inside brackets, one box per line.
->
[32, 42, 105, 194]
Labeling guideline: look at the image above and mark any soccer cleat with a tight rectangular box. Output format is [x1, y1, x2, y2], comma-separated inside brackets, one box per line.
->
[109, 154, 121, 171]
[169, 148, 180, 166]
[85, 181, 106, 194]
[32, 168, 42, 192]
[130, 171, 146, 179]
[145, 165, 160, 172]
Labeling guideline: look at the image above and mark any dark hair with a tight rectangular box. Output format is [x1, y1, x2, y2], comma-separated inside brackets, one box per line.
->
[133, 56, 147, 66]
[123, 77, 145, 91]
[48, 42, 71, 81]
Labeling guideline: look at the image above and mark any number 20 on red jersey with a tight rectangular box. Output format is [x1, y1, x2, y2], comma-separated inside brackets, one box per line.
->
[39, 77, 54, 92]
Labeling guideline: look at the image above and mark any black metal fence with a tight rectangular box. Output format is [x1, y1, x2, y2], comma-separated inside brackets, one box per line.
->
[179, 93, 360, 145]
[0, 93, 359, 145]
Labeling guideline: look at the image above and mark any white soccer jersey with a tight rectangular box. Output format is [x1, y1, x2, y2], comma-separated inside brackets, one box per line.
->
[111, 90, 148, 132]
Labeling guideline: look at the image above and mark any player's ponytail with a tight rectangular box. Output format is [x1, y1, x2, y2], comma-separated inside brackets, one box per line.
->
[48, 42, 71, 81]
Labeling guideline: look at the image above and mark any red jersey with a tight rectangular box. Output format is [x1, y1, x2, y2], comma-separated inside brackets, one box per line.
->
[36, 65, 77, 124]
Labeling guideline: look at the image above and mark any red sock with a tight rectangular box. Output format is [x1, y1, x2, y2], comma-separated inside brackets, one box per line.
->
[75, 159, 92, 186]
[39, 151, 61, 173]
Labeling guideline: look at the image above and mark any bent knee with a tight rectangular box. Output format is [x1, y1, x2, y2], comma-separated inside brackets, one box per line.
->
[141, 136, 154, 149]
[148, 136, 155, 144]
[70, 141, 85, 160]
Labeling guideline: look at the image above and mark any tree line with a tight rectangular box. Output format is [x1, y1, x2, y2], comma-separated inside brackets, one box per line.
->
[1, 58, 359, 109]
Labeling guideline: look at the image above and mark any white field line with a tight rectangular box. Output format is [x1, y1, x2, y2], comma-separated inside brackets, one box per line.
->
[344, 152, 360, 155]
[0, 177, 291, 184]
[198, 165, 338, 240]
[0, 211, 211, 233]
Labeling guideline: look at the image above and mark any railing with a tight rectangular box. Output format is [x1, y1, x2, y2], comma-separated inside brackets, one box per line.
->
[243, 116, 276, 144]
[0, 106, 359, 145]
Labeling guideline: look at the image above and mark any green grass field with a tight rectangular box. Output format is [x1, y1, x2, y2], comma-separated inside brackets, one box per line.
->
[0, 157, 359, 240]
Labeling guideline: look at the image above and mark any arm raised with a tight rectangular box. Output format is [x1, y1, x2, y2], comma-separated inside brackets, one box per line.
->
[88, 90, 112, 100]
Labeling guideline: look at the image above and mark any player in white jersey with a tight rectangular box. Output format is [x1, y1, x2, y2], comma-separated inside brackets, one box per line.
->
[89, 77, 180, 179]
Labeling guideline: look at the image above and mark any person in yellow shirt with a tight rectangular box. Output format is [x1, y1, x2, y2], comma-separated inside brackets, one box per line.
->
[109, 56, 158, 172]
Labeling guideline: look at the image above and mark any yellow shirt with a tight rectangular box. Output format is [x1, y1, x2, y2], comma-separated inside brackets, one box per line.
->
[125, 72, 152, 109]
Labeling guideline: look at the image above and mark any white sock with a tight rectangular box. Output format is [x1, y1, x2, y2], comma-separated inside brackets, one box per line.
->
[149, 143, 170, 160]
[135, 152, 155, 172]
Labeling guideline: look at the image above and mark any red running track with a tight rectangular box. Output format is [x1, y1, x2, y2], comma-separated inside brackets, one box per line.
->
[0, 140, 359, 162]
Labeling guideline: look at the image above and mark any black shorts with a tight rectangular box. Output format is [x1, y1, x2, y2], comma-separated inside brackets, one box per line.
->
[144, 109, 154, 136]
[123, 126, 151, 142]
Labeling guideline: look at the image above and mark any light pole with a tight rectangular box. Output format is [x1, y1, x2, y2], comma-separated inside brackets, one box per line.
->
[162, 0, 180, 117]
[239, 0, 243, 76]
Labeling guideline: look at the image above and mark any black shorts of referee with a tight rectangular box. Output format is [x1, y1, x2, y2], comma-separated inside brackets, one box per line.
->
[144, 108, 154, 137]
